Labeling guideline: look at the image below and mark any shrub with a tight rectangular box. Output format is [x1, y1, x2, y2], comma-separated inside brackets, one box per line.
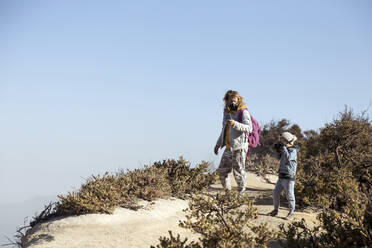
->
[56, 166, 171, 216]
[281, 108, 372, 246]
[153, 157, 217, 199]
[252, 119, 305, 158]
[319, 108, 371, 192]
[155, 231, 201, 248]
[295, 108, 371, 210]
[294, 167, 364, 211]
[247, 153, 279, 181]
[248, 118, 307, 178]
[282, 202, 372, 247]
[152, 191, 281, 248]
[30, 157, 216, 227]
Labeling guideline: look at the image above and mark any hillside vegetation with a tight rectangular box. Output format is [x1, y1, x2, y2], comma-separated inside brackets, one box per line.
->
[154, 108, 371, 247]
[29, 158, 216, 228]
[12, 108, 371, 248]
[247, 108, 371, 247]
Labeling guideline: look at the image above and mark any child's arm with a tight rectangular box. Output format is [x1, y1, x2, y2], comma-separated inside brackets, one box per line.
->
[282, 147, 297, 161]
[232, 110, 253, 133]
[288, 148, 298, 175]
[282, 146, 289, 159]
[289, 148, 298, 163]
[274, 143, 284, 159]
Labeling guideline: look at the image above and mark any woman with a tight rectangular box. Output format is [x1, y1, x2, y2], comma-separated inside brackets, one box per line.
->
[214, 90, 253, 194]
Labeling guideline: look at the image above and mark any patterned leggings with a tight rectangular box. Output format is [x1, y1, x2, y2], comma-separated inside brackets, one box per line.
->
[217, 148, 247, 192]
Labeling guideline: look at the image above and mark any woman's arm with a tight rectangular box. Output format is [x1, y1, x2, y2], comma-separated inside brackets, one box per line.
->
[232, 109, 253, 133]
[216, 113, 226, 147]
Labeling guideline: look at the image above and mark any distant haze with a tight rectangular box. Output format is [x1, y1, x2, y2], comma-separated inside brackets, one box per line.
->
[0, 195, 58, 245]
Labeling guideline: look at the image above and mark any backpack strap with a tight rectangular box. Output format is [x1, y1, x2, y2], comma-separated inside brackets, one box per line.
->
[237, 109, 244, 123]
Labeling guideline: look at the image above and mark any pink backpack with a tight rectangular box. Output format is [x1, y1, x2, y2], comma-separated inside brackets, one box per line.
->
[238, 109, 261, 157]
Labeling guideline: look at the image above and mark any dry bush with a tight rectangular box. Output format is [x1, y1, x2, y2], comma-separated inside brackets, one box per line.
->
[56, 166, 171, 216]
[282, 202, 372, 248]
[29, 157, 216, 227]
[153, 191, 281, 248]
[319, 108, 371, 192]
[281, 108, 372, 247]
[295, 167, 364, 211]
[2, 219, 29, 248]
[248, 118, 307, 178]
[295, 108, 371, 210]
[155, 231, 201, 248]
[153, 157, 217, 199]
[252, 119, 304, 158]
[247, 153, 279, 181]
[242, 108, 371, 246]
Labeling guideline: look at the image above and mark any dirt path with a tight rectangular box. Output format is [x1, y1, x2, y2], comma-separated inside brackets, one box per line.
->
[23, 173, 318, 248]
[219, 173, 318, 230]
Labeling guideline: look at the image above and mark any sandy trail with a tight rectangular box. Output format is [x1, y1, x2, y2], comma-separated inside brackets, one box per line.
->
[23, 173, 318, 248]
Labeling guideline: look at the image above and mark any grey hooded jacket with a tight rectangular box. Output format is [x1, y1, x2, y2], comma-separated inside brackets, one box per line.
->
[278, 146, 299, 177]
[216, 109, 253, 151]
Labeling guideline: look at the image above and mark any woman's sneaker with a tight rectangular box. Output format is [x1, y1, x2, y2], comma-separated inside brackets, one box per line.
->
[268, 209, 278, 216]
[285, 212, 295, 220]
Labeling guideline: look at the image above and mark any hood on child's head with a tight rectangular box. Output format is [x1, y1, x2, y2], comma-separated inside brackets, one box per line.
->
[281, 132, 297, 146]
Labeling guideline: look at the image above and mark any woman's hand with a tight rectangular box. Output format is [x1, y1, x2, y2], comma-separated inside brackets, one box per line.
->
[214, 145, 219, 155]
[227, 120, 235, 126]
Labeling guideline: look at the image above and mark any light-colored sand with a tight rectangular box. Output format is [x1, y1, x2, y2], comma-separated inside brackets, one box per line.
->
[23, 199, 197, 248]
[23, 173, 319, 248]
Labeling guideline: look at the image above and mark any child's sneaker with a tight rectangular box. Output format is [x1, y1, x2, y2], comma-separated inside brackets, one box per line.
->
[268, 209, 278, 216]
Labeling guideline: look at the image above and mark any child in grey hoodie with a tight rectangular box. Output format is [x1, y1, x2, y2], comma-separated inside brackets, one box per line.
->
[269, 131, 299, 219]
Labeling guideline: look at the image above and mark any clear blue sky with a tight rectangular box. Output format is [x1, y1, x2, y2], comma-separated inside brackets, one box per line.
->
[0, 0, 371, 204]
